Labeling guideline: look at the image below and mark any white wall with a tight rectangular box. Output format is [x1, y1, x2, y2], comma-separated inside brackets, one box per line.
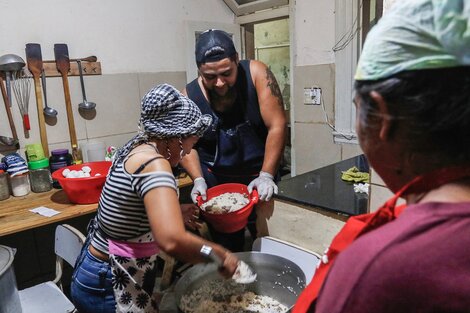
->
[0, 0, 234, 73]
[0, 0, 235, 160]
[290, 0, 362, 175]
[293, 0, 335, 67]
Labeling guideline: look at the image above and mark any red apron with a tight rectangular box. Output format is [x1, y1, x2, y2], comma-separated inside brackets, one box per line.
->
[293, 166, 470, 313]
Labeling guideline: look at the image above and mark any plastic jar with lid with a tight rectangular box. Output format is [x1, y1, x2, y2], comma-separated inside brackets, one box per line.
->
[29, 158, 53, 193]
[0, 170, 10, 200]
[50, 149, 73, 188]
[10, 172, 31, 197]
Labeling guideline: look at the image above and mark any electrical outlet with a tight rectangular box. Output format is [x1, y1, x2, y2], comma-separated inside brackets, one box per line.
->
[304, 87, 322, 105]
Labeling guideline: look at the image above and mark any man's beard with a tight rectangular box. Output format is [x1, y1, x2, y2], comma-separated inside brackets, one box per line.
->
[208, 84, 237, 112]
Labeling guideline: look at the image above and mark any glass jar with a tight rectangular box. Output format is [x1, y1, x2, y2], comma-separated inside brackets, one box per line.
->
[10, 172, 31, 197]
[50, 149, 73, 188]
[0, 170, 10, 200]
[29, 158, 53, 193]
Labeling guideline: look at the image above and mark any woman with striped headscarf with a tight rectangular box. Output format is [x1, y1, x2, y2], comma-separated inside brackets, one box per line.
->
[71, 84, 239, 313]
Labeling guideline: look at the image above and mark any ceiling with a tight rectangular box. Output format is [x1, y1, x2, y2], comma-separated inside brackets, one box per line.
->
[223, 0, 288, 16]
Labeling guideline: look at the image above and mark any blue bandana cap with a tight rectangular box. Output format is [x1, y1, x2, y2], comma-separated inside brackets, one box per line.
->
[195, 29, 237, 64]
[355, 0, 470, 81]
[139, 84, 212, 139]
[1, 153, 28, 177]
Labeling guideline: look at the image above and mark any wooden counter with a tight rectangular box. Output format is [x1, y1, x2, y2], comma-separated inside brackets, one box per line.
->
[0, 175, 193, 237]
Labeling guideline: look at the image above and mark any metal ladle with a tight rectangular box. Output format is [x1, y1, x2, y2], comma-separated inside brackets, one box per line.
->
[0, 54, 26, 107]
[0, 67, 20, 148]
[77, 60, 96, 110]
[40, 70, 58, 117]
[0, 135, 17, 146]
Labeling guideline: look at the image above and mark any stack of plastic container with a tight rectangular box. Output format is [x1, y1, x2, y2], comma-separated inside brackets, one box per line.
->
[25, 143, 52, 193]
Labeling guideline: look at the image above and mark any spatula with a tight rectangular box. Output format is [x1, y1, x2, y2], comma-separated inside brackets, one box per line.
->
[54, 43, 81, 164]
[25, 43, 49, 156]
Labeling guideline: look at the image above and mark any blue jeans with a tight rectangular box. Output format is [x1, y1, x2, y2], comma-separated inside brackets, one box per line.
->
[71, 246, 115, 313]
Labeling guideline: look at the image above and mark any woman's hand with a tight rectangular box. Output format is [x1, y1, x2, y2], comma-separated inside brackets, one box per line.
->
[218, 251, 240, 278]
[180, 203, 201, 231]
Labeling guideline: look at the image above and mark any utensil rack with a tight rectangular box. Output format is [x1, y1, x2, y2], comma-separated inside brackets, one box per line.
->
[42, 61, 101, 77]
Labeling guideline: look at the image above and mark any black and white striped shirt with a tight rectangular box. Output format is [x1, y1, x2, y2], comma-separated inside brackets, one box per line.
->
[90, 154, 177, 254]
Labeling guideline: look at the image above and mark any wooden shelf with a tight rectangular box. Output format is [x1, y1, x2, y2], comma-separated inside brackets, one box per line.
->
[0, 174, 192, 237]
[42, 61, 102, 77]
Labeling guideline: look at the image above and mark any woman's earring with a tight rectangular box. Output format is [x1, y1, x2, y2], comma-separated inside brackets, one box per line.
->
[165, 139, 171, 160]
[178, 138, 184, 160]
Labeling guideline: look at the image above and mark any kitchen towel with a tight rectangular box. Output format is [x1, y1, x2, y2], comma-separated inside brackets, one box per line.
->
[341, 166, 370, 183]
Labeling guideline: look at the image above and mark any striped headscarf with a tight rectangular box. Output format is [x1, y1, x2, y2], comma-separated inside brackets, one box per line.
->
[112, 83, 212, 168]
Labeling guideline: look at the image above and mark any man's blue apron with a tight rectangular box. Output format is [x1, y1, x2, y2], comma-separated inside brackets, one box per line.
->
[186, 60, 268, 187]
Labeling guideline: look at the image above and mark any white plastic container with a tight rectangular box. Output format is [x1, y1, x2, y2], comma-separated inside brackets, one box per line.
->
[84, 141, 106, 162]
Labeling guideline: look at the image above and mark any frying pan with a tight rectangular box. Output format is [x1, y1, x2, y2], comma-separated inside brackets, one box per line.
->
[174, 252, 306, 312]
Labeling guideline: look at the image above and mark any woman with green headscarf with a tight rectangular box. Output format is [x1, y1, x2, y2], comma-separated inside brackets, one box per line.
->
[294, 1, 470, 312]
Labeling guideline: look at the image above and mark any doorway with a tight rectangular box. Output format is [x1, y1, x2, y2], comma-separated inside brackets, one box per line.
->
[244, 18, 291, 177]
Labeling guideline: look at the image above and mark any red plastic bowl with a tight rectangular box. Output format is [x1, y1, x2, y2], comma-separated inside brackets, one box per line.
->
[197, 183, 259, 233]
[51, 161, 111, 204]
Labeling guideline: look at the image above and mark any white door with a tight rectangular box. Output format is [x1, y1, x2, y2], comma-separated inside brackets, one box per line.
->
[185, 21, 242, 83]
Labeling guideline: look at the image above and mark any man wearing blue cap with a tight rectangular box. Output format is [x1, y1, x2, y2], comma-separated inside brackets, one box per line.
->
[181, 29, 287, 252]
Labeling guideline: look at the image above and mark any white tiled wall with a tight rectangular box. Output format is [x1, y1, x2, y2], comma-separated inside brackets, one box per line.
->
[291, 63, 363, 175]
[0, 71, 187, 161]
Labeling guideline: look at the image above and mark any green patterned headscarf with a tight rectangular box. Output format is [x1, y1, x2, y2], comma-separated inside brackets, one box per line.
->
[355, 0, 470, 81]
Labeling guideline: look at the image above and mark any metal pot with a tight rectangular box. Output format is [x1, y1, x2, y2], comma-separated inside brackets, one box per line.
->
[174, 251, 306, 312]
[0, 245, 22, 313]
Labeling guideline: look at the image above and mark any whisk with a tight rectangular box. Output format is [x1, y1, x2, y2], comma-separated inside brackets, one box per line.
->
[12, 68, 32, 131]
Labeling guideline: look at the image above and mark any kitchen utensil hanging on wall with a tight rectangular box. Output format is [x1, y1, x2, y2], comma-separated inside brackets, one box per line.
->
[40, 70, 58, 117]
[0, 54, 26, 108]
[26, 43, 49, 157]
[54, 43, 81, 164]
[0, 74, 19, 148]
[77, 60, 96, 110]
[12, 68, 32, 132]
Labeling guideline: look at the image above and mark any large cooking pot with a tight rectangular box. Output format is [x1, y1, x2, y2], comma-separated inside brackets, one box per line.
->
[174, 252, 306, 312]
[0, 245, 22, 313]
